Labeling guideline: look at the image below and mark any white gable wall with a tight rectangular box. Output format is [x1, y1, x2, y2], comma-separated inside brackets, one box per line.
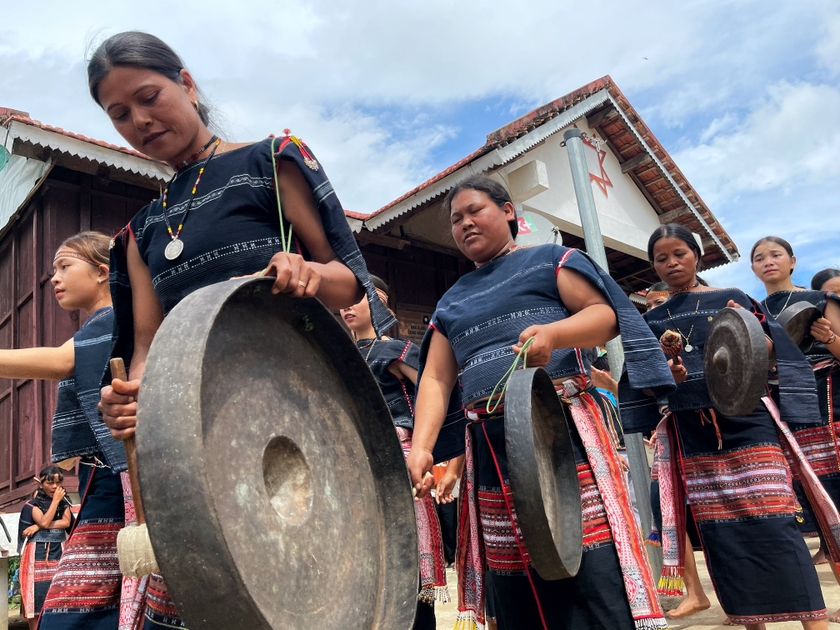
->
[499, 119, 660, 259]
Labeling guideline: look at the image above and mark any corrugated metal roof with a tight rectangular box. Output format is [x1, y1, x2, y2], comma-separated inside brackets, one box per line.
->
[1, 108, 171, 182]
[353, 76, 739, 270]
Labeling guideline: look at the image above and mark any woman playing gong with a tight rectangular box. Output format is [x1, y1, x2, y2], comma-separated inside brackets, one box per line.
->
[406, 175, 674, 630]
[0, 231, 141, 630]
[632, 223, 830, 630]
[92, 31, 391, 629]
[751, 236, 840, 622]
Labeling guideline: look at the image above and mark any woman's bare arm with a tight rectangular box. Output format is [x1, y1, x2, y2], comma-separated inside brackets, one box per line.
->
[387, 361, 419, 385]
[0, 339, 75, 380]
[512, 267, 619, 366]
[262, 160, 362, 309]
[813, 299, 840, 360]
[99, 237, 164, 440]
[406, 331, 459, 497]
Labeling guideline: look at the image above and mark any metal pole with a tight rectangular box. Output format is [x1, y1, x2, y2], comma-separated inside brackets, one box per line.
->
[563, 128, 661, 578]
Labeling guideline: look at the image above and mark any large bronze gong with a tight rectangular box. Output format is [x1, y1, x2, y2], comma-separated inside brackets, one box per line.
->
[504, 368, 582, 580]
[776, 301, 822, 351]
[705, 307, 769, 417]
[136, 278, 418, 630]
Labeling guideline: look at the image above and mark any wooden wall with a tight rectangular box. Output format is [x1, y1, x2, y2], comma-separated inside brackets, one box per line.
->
[360, 243, 471, 343]
[0, 166, 155, 510]
[0, 165, 467, 510]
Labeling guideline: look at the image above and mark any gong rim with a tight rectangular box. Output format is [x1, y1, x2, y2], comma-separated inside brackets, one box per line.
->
[776, 301, 821, 351]
[504, 368, 582, 580]
[136, 277, 418, 630]
[704, 306, 769, 417]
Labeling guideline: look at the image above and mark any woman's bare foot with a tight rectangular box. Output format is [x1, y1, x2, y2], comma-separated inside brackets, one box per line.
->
[828, 607, 840, 623]
[666, 593, 712, 618]
[813, 547, 828, 565]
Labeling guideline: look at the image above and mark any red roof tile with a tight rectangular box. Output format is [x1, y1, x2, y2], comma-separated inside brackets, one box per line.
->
[354, 75, 738, 270]
[0, 107, 159, 164]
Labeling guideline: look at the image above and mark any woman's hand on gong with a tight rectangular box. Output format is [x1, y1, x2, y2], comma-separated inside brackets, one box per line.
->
[811, 317, 835, 344]
[260, 252, 321, 298]
[512, 325, 556, 367]
[99, 377, 140, 440]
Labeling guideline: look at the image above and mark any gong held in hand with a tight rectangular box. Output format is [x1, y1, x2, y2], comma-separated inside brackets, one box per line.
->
[705, 307, 769, 417]
[504, 368, 582, 581]
[135, 277, 419, 630]
[776, 301, 822, 351]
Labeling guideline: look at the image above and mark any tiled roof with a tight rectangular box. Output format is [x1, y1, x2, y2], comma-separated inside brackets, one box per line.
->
[354, 76, 738, 273]
[1, 107, 169, 181]
[1, 108, 152, 160]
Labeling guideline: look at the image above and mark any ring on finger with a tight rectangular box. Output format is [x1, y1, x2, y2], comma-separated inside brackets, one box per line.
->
[298, 280, 307, 288]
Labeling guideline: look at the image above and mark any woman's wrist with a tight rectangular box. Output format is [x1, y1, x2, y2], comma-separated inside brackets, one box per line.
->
[827, 333, 837, 346]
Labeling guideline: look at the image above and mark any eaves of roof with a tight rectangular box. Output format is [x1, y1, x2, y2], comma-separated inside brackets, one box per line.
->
[352, 76, 739, 269]
[1, 108, 170, 182]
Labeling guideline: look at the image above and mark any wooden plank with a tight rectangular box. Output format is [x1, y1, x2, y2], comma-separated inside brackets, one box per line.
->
[657, 207, 688, 224]
[9, 233, 18, 496]
[402, 237, 465, 259]
[586, 105, 618, 129]
[0, 395, 9, 490]
[14, 379, 37, 484]
[356, 231, 410, 250]
[385, 248, 399, 310]
[32, 210, 44, 469]
[620, 152, 653, 174]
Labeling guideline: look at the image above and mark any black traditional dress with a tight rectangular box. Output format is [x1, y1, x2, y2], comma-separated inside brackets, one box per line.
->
[426, 244, 673, 630]
[37, 307, 140, 630]
[763, 290, 840, 536]
[628, 288, 828, 625]
[109, 134, 392, 629]
[18, 495, 68, 620]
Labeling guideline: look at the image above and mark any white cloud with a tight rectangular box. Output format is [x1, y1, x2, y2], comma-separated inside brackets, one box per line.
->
[2, 0, 840, 228]
[816, 13, 840, 76]
[675, 81, 840, 204]
[678, 79, 840, 296]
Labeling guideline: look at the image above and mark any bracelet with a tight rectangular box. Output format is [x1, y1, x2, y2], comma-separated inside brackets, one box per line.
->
[827, 333, 837, 346]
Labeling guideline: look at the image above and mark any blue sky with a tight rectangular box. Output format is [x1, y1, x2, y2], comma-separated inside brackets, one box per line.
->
[1, 0, 838, 297]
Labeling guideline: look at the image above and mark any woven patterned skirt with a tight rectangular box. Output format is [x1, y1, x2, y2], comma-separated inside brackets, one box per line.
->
[38, 460, 146, 630]
[20, 538, 62, 619]
[673, 407, 826, 625]
[468, 416, 636, 630]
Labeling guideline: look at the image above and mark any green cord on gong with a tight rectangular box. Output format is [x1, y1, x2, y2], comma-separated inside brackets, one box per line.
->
[485, 337, 535, 414]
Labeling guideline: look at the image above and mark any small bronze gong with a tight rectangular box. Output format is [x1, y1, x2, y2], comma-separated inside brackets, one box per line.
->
[504, 368, 582, 580]
[704, 307, 769, 417]
[776, 301, 822, 351]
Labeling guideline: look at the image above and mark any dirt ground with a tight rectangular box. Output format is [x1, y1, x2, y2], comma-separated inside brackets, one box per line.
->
[433, 538, 840, 629]
[7, 539, 838, 629]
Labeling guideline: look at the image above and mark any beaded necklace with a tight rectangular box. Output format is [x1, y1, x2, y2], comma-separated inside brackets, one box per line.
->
[357, 338, 378, 361]
[161, 137, 221, 261]
[669, 280, 699, 296]
[666, 298, 701, 352]
[177, 135, 219, 171]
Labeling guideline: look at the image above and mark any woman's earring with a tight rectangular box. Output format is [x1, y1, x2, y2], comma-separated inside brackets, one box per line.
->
[193, 101, 200, 113]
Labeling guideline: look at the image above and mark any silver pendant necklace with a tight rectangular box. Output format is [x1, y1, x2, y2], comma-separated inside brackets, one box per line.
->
[161, 137, 220, 261]
[768, 290, 794, 319]
[666, 299, 701, 352]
